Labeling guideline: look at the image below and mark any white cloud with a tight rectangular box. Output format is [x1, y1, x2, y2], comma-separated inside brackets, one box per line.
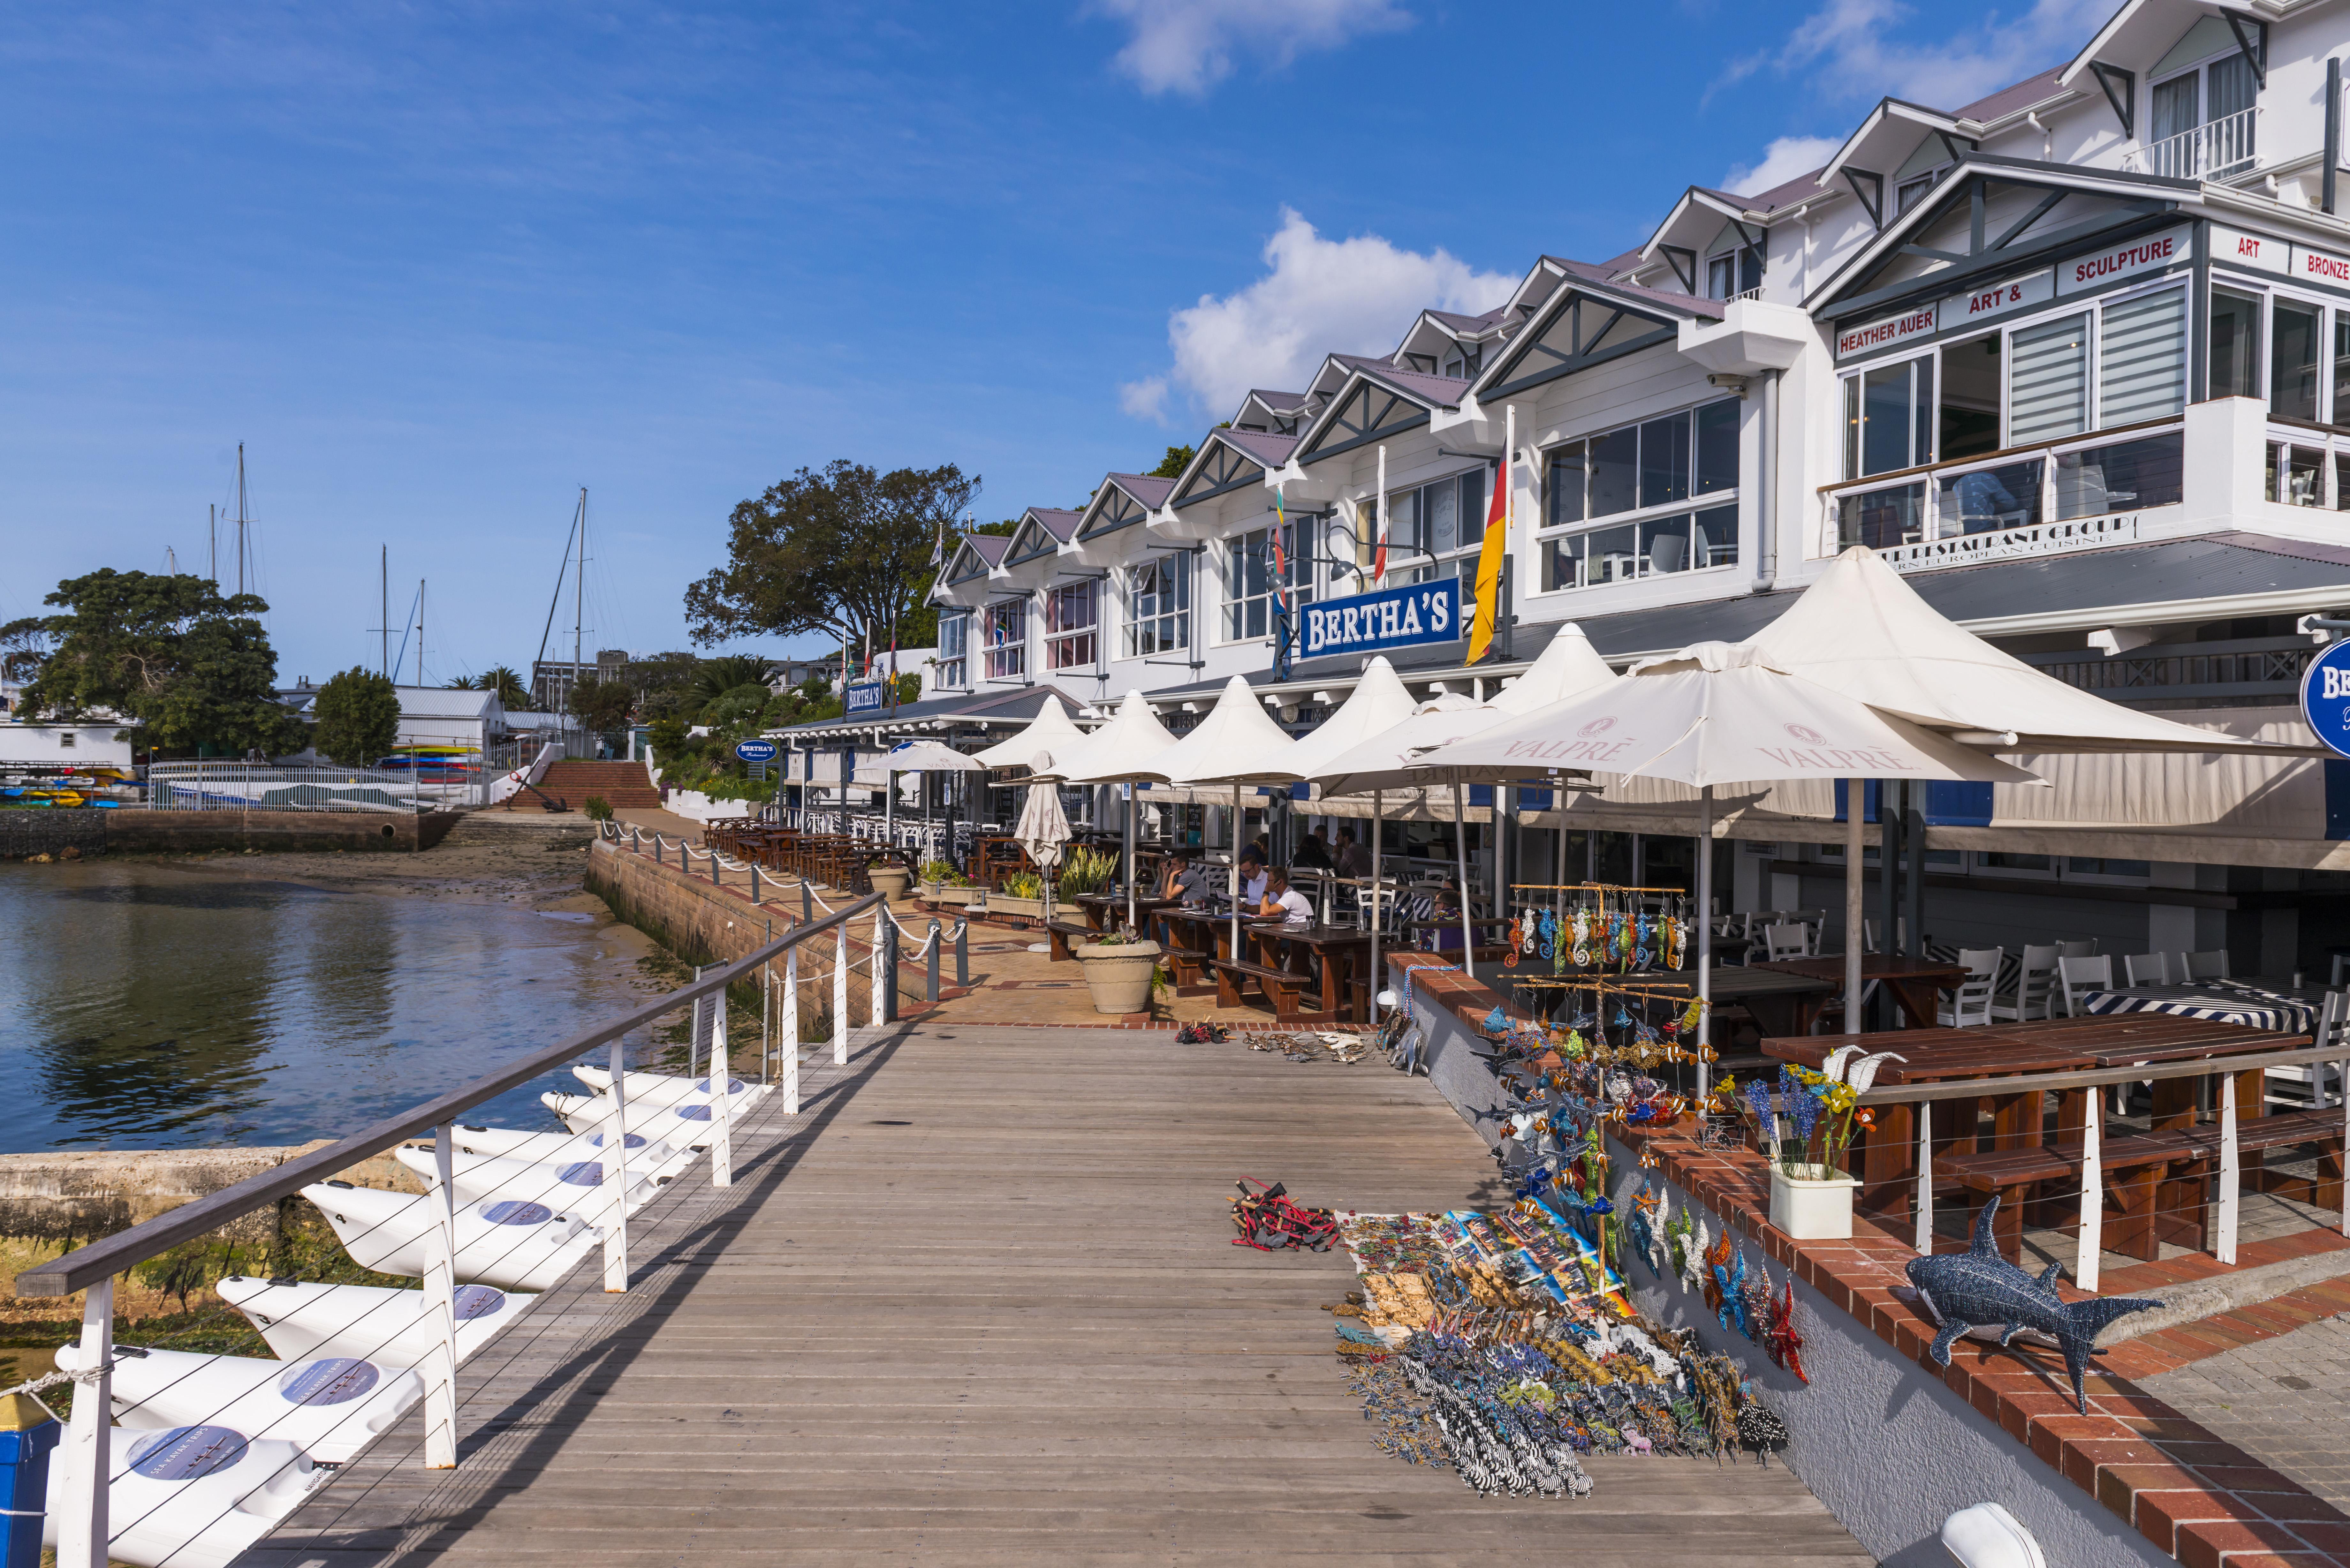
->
[1135, 208, 1514, 422]
[1721, 134, 1842, 197]
[1090, 0, 1412, 97]
[1118, 375, 1171, 423]
[1723, 0, 2109, 112]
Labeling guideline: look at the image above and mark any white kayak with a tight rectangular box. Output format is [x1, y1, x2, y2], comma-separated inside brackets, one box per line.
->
[56, 1342, 421, 1465]
[302, 1181, 598, 1292]
[392, 1145, 661, 1222]
[542, 1093, 731, 1146]
[215, 1277, 534, 1368]
[42, 1425, 317, 1568]
[571, 1065, 767, 1111]
[439, 1122, 694, 1183]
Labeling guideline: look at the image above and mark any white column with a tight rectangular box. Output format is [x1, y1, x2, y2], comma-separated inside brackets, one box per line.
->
[834, 924, 850, 1066]
[601, 1038, 630, 1293]
[2217, 1072, 2240, 1265]
[869, 907, 888, 1029]
[1846, 780, 1865, 1035]
[2076, 1088, 2103, 1292]
[422, 1124, 460, 1467]
[57, 1276, 113, 1568]
[783, 947, 802, 1116]
[709, 992, 734, 1189]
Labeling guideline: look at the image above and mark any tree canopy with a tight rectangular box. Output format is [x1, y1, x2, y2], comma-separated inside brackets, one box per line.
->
[568, 675, 636, 738]
[1148, 445, 1195, 479]
[1, 569, 306, 757]
[312, 667, 400, 766]
[685, 461, 976, 657]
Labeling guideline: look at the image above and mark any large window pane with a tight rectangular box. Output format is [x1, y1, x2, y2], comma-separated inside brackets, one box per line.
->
[1693, 505, 1739, 567]
[1541, 533, 1587, 592]
[2099, 286, 2187, 427]
[1639, 411, 1691, 507]
[2054, 433, 2183, 519]
[1861, 360, 1917, 474]
[1583, 524, 1640, 583]
[2334, 317, 2350, 427]
[1457, 467, 1487, 541]
[1843, 374, 1861, 479]
[2150, 72, 2197, 145]
[2272, 298, 2322, 421]
[1836, 481, 1927, 550]
[1547, 444, 1586, 526]
[1589, 427, 1638, 516]
[1695, 399, 1739, 494]
[2009, 313, 2089, 443]
[1639, 513, 1692, 573]
[1940, 333, 2002, 459]
[1429, 481, 1459, 554]
[1934, 459, 2043, 536]
[2210, 286, 2261, 399]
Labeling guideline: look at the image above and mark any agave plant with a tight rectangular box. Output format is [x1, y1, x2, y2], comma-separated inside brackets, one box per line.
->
[1054, 847, 1120, 897]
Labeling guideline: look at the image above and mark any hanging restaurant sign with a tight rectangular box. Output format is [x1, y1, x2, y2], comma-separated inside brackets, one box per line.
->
[843, 681, 888, 714]
[2301, 641, 2350, 761]
[1298, 578, 1461, 658]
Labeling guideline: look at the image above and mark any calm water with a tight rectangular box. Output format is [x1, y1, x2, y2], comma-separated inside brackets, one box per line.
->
[0, 862, 668, 1151]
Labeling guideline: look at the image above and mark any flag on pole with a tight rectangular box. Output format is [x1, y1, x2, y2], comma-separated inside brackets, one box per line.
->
[1466, 453, 1510, 663]
[1373, 445, 1389, 584]
[1270, 491, 1292, 610]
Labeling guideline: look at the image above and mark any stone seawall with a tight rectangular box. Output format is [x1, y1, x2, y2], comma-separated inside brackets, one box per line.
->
[0, 808, 459, 858]
[585, 837, 879, 1022]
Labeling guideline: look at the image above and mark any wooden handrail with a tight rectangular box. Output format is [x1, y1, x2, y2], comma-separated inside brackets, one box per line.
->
[1846, 1040, 2342, 1105]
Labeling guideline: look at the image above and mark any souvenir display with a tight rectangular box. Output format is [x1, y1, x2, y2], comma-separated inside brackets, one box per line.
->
[1506, 883, 1693, 978]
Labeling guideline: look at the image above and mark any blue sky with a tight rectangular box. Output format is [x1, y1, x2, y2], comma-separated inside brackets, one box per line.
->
[0, 0, 2110, 683]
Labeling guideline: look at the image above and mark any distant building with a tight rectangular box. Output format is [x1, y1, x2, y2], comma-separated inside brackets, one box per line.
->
[0, 683, 139, 771]
[532, 650, 630, 714]
[389, 687, 506, 751]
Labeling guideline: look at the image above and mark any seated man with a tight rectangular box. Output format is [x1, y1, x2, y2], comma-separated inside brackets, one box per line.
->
[1333, 827, 1372, 880]
[1168, 853, 1214, 908]
[1258, 867, 1315, 928]
[1292, 827, 1333, 871]
[1237, 850, 1269, 908]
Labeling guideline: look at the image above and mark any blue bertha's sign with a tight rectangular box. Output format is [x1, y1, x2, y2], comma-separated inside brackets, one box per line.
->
[1298, 579, 1461, 659]
[844, 681, 888, 714]
[2302, 642, 2350, 758]
[734, 739, 778, 765]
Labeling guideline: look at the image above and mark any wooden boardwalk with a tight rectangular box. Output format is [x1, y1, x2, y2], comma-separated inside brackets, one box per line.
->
[251, 1025, 1868, 1567]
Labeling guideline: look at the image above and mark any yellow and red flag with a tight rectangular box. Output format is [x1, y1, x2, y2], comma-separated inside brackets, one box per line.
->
[1466, 458, 1509, 662]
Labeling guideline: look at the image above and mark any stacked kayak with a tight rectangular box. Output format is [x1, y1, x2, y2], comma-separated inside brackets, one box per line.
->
[216, 1278, 536, 1367]
[392, 1146, 662, 1224]
[55, 1342, 423, 1464]
[301, 1181, 598, 1292]
[40, 1426, 316, 1568]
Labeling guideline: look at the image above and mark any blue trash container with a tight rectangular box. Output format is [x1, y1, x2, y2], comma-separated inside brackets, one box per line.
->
[1, 1391, 62, 1568]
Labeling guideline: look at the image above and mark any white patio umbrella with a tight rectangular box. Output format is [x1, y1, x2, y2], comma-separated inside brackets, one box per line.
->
[1042, 691, 1179, 931]
[1416, 640, 2040, 1088]
[1013, 749, 1072, 919]
[1153, 676, 1304, 969]
[887, 739, 985, 868]
[1313, 627, 1620, 976]
[973, 695, 1090, 767]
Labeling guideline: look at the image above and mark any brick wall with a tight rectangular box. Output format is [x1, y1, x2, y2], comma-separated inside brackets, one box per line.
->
[0, 808, 108, 859]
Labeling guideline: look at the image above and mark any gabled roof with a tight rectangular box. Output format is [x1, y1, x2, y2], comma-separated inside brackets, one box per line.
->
[1289, 359, 1467, 467]
[1004, 506, 1082, 567]
[1470, 269, 1716, 402]
[1164, 427, 1293, 512]
[944, 531, 1009, 585]
[1073, 471, 1176, 541]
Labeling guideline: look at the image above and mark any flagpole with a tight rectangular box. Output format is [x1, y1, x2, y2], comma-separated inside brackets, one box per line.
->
[1375, 444, 1388, 585]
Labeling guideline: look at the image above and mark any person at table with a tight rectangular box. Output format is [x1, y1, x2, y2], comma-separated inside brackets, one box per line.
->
[1334, 826, 1372, 880]
[1257, 867, 1315, 928]
[1237, 848, 1269, 908]
[1423, 882, 1464, 951]
[1166, 853, 1212, 908]
[1293, 827, 1333, 871]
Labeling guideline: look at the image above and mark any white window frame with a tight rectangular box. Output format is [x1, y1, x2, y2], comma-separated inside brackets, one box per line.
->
[983, 599, 1027, 682]
[1218, 521, 1312, 645]
[1042, 580, 1098, 672]
[936, 612, 969, 690]
[1123, 554, 1191, 659]
[1531, 396, 1742, 595]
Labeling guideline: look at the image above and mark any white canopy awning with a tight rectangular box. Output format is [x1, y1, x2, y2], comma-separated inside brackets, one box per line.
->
[1039, 690, 1176, 782]
[1254, 656, 1420, 783]
[971, 696, 1090, 769]
[1159, 675, 1311, 786]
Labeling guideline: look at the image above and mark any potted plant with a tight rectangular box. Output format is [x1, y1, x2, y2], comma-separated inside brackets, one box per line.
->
[1073, 929, 1162, 1014]
[992, 869, 1047, 923]
[917, 859, 970, 904]
[868, 857, 912, 901]
[1744, 1048, 1901, 1240]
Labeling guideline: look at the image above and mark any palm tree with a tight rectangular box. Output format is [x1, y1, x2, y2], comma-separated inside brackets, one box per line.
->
[480, 665, 531, 709]
[443, 674, 481, 690]
[688, 654, 774, 711]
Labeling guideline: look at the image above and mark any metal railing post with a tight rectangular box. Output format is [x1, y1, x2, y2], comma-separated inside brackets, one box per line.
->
[1913, 1099, 1933, 1255]
[2217, 1072, 2240, 1265]
[689, 970, 704, 1079]
[56, 1276, 112, 1568]
[833, 922, 850, 1065]
[871, 907, 891, 1028]
[2076, 1089, 2102, 1292]
[709, 993, 733, 1189]
[803, 882, 813, 924]
[956, 919, 968, 987]
[710, 847, 720, 887]
[422, 1124, 460, 1467]
[760, 951, 772, 1084]
[927, 919, 941, 1003]
[783, 947, 802, 1116]
[602, 1033, 630, 1293]
[750, 864, 760, 904]
[654, 836, 664, 867]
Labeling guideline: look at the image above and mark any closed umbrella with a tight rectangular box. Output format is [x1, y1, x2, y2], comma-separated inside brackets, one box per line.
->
[887, 740, 984, 868]
[1013, 750, 1072, 921]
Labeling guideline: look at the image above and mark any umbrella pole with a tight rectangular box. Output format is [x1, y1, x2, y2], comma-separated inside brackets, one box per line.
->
[1453, 773, 1474, 982]
[1229, 782, 1242, 965]
[1368, 789, 1383, 1020]
[1846, 777, 1864, 1036]
[1124, 782, 1136, 935]
[1696, 784, 1713, 1104]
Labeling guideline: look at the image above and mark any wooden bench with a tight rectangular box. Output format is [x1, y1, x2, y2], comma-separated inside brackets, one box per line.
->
[1935, 1109, 2346, 1262]
[1161, 945, 1215, 994]
[1210, 958, 1313, 1019]
[1045, 920, 1095, 962]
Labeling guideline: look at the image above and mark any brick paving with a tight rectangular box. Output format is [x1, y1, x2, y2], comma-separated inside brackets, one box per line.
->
[2142, 1313, 2350, 1509]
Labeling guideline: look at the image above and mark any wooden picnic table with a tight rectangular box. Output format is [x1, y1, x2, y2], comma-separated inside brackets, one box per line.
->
[1073, 892, 1181, 935]
[1765, 1015, 2305, 1230]
[1757, 954, 1970, 1031]
[1242, 921, 1374, 1024]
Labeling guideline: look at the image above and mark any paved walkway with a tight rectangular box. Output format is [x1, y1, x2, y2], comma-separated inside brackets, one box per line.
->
[2142, 1311, 2350, 1509]
[254, 1024, 1865, 1566]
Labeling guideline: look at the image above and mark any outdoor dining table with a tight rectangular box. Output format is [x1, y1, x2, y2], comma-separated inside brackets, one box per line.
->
[1764, 1014, 2307, 1229]
[2080, 980, 2321, 1036]
[1074, 892, 1181, 936]
[1242, 921, 1375, 1023]
[1756, 954, 1971, 1031]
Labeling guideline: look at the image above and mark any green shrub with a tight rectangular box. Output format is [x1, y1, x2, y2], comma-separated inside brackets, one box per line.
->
[1001, 870, 1042, 898]
[583, 795, 613, 821]
[1056, 847, 1119, 896]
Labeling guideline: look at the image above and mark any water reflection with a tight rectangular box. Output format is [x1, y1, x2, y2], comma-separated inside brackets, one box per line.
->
[0, 864, 657, 1151]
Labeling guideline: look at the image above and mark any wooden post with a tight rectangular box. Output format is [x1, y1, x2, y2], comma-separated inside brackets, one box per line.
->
[1914, 1097, 1934, 1255]
[2218, 1072, 2240, 1265]
[709, 991, 733, 1189]
[927, 920, 941, 1003]
[783, 947, 801, 1117]
[56, 1276, 112, 1568]
[2076, 1088, 2102, 1292]
[955, 919, 968, 986]
[834, 924, 850, 1066]
[602, 1040, 630, 1293]
[422, 1123, 460, 1467]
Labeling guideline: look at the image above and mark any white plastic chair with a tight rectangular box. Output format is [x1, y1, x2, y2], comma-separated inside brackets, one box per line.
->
[1992, 943, 2059, 1023]
[2056, 939, 2098, 959]
[2267, 991, 2345, 1108]
[2183, 949, 2231, 981]
[1763, 922, 1811, 961]
[2057, 954, 2114, 1017]
[1940, 947, 2002, 1028]
[2121, 952, 2170, 986]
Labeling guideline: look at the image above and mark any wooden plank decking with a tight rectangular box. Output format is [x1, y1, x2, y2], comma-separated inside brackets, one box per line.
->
[249, 1025, 1868, 1566]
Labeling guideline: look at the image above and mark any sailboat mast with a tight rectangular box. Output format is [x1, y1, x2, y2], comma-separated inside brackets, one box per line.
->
[572, 486, 586, 710]
[417, 579, 426, 687]
[209, 505, 217, 585]
[381, 546, 389, 678]
[235, 443, 248, 596]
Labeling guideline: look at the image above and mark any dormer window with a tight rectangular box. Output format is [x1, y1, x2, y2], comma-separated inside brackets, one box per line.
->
[1706, 245, 1762, 300]
[2148, 41, 2257, 179]
[1896, 166, 1948, 215]
[1441, 344, 1481, 379]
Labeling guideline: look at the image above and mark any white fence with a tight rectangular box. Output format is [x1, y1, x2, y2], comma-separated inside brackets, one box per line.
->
[149, 760, 491, 813]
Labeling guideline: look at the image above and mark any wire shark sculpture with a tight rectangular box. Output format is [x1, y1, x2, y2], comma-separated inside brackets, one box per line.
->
[1905, 1195, 2161, 1414]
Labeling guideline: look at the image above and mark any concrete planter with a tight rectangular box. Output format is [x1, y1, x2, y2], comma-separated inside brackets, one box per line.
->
[1768, 1162, 1860, 1240]
[921, 885, 975, 906]
[868, 866, 912, 900]
[986, 895, 1078, 924]
[1074, 940, 1160, 1015]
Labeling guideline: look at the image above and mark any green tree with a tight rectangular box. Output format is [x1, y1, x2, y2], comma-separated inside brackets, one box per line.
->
[312, 667, 401, 766]
[688, 655, 773, 715]
[1148, 444, 1195, 479]
[2, 569, 306, 757]
[568, 675, 637, 741]
[479, 665, 531, 709]
[685, 460, 976, 659]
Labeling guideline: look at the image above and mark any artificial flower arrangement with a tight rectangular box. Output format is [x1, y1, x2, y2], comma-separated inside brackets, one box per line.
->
[1741, 1045, 1904, 1178]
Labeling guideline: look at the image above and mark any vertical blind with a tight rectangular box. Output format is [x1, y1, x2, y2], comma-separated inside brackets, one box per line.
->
[2009, 313, 2089, 443]
[2099, 287, 2189, 428]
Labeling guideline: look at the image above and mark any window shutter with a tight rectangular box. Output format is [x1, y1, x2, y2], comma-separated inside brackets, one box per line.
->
[2009, 313, 2090, 444]
[2098, 288, 2187, 427]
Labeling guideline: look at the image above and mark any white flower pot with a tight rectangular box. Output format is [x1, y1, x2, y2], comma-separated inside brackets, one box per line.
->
[1074, 940, 1160, 1015]
[1768, 1162, 1860, 1240]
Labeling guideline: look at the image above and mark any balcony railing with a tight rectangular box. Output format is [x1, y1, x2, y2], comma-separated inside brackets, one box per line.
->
[2020, 634, 2314, 706]
[1823, 422, 2184, 571]
[2126, 105, 2259, 181]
